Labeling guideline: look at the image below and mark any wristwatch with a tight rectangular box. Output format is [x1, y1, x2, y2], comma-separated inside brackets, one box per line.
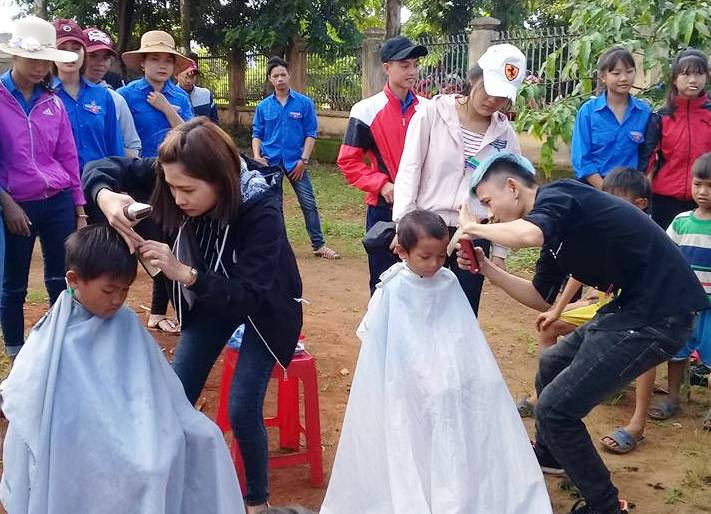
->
[300, 157, 309, 164]
[182, 267, 198, 288]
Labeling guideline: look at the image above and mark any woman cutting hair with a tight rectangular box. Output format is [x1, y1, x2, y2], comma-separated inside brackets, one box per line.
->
[83, 118, 303, 514]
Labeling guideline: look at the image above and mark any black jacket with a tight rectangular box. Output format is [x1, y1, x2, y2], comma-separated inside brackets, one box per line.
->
[82, 157, 303, 368]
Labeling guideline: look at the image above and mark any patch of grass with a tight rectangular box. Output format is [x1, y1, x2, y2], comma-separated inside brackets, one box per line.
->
[506, 247, 540, 276]
[26, 289, 49, 304]
[282, 163, 366, 257]
[664, 488, 684, 505]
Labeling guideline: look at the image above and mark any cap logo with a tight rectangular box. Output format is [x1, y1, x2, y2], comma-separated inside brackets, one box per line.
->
[62, 25, 73, 32]
[87, 29, 111, 45]
[505, 64, 520, 81]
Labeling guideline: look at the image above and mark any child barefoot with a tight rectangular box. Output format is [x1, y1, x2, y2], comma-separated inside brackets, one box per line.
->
[0, 225, 243, 514]
[320, 210, 552, 514]
[649, 152, 711, 429]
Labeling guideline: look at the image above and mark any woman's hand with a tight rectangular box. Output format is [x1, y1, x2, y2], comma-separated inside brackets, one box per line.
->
[138, 240, 192, 283]
[1, 195, 31, 237]
[96, 188, 143, 252]
[147, 91, 173, 114]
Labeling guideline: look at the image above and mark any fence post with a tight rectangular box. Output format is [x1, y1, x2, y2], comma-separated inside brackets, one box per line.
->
[467, 17, 501, 70]
[361, 28, 386, 100]
[228, 47, 247, 111]
[288, 36, 308, 94]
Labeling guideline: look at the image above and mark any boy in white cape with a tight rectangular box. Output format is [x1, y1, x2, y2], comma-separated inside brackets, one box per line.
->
[321, 210, 552, 514]
[0, 225, 243, 514]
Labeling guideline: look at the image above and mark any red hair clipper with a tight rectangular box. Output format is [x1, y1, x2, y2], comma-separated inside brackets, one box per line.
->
[459, 239, 480, 274]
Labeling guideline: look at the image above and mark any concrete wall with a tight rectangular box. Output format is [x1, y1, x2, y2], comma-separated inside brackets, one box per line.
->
[219, 105, 571, 167]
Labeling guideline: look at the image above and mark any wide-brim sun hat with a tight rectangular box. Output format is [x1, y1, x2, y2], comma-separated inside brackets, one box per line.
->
[477, 43, 527, 101]
[0, 16, 79, 63]
[121, 31, 192, 73]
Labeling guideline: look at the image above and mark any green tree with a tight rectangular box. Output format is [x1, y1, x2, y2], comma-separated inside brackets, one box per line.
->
[514, 0, 711, 172]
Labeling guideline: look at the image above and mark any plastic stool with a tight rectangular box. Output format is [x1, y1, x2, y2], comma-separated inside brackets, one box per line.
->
[215, 346, 324, 490]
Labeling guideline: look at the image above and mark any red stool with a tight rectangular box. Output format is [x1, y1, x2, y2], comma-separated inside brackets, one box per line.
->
[215, 346, 324, 491]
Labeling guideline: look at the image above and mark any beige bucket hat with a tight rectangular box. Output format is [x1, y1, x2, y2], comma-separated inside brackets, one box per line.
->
[121, 31, 192, 73]
[0, 16, 79, 63]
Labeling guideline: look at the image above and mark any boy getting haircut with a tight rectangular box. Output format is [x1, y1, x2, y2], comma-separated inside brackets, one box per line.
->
[65, 224, 138, 283]
[397, 210, 448, 252]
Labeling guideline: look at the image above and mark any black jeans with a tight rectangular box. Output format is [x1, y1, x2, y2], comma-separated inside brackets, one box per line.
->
[534, 314, 692, 513]
[171, 308, 276, 506]
[365, 204, 399, 295]
[651, 193, 695, 230]
[446, 227, 490, 316]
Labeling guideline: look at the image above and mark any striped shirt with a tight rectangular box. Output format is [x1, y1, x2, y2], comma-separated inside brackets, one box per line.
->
[667, 210, 711, 301]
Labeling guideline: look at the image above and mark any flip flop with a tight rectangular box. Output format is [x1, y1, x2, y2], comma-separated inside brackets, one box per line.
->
[314, 246, 341, 260]
[703, 408, 711, 431]
[148, 316, 180, 335]
[648, 398, 681, 420]
[517, 396, 536, 418]
[600, 428, 645, 454]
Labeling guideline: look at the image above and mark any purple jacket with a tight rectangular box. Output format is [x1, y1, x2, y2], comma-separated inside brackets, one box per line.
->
[0, 82, 85, 206]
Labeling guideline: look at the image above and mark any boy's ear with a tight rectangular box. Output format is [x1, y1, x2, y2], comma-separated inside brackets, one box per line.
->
[65, 270, 80, 289]
[634, 197, 649, 212]
[394, 243, 407, 261]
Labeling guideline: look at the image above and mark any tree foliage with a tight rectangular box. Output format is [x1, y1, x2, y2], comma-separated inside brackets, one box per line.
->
[514, 0, 711, 173]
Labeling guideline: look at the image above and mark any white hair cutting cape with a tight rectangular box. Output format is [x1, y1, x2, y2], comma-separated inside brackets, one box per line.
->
[0, 291, 243, 514]
[320, 263, 552, 514]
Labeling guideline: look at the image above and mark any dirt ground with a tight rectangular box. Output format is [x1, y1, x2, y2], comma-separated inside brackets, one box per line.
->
[1, 247, 710, 513]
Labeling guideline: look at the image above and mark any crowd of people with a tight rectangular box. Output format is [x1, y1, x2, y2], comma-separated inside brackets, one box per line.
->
[0, 12, 709, 514]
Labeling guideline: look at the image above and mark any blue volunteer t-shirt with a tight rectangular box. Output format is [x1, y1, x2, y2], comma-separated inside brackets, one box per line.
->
[571, 93, 651, 180]
[118, 78, 194, 158]
[252, 89, 318, 172]
[54, 77, 124, 173]
[1, 70, 43, 115]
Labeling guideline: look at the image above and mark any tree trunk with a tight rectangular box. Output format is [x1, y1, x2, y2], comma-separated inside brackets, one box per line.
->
[228, 45, 246, 109]
[33, 0, 48, 19]
[179, 0, 191, 55]
[385, 0, 401, 38]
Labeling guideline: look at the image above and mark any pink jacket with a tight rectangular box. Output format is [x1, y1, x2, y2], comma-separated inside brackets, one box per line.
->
[394, 94, 520, 230]
[0, 83, 84, 205]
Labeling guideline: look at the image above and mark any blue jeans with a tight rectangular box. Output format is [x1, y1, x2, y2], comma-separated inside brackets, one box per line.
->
[365, 204, 399, 295]
[534, 313, 692, 513]
[172, 307, 276, 506]
[278, 165, 326, 251]
[1, 190, 76, 355]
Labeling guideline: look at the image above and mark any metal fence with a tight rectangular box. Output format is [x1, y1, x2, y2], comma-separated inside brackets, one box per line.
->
[196, 55, 229, 102]
[306, 48, 361, 111]
[414, 33, 469, 98]
[496, 26, 576, 105]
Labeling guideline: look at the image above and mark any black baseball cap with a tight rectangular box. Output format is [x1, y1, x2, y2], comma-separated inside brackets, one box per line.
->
[379, 36, 428, 63]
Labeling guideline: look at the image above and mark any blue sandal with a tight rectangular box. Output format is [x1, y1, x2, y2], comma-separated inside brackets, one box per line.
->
[600, 428, 645, 454]
[648, 398, 681, 420]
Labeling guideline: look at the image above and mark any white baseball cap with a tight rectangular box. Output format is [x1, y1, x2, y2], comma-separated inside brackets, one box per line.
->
[477, 44, 527, 101]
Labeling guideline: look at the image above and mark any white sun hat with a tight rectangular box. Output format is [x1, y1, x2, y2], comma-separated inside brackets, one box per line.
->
[0, 16, 79, 63]
[477, 43, 527, 101]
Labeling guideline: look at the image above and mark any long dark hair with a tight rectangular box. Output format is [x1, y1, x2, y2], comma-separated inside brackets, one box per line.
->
[152, 117, 242, 233]
[664, 48, 709, 115]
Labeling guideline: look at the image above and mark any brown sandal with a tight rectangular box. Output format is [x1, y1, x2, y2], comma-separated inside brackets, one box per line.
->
[314, 245, 341, 260]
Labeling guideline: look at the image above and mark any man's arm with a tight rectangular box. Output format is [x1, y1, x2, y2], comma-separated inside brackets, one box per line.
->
[462, 219, 544, 249]
[480, 252, 551, 311]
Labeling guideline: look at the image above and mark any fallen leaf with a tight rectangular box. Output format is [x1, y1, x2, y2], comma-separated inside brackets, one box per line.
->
[340, 368, 350, 376]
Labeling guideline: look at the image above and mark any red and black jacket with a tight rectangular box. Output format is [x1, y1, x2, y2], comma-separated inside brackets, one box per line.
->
[640, 92, 711, 201]
[337, 83, 426, 207]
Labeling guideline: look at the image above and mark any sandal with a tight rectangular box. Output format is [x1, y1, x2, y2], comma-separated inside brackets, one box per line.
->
[148, 315, 180, 335]
[703, 408, 711, 431]
[600, 428, 645, 454]
[648, 398, 681, 420]
[314, 246, 341, 260]
[517, 396, 536, 418]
